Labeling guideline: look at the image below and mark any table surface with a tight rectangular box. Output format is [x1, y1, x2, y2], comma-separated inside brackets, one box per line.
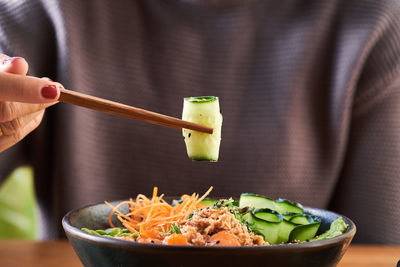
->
[0, 241, 398, 267]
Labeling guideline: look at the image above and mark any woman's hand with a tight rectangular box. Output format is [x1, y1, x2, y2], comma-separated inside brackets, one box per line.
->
[0, 54, 63, 152]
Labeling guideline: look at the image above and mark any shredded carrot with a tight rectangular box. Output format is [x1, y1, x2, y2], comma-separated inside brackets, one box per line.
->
[105, 186, 213, 235]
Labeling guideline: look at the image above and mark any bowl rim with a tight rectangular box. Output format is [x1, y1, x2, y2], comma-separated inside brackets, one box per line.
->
[62, 200, 356, 251]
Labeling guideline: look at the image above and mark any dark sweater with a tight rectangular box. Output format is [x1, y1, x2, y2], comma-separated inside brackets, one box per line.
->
[0, 0, 399, 243]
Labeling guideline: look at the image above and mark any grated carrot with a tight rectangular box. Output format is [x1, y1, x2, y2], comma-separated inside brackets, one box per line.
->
[105, 186, 213, 235]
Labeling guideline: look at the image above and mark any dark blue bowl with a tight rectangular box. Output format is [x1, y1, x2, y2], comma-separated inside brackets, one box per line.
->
[62, 201, 356, 267]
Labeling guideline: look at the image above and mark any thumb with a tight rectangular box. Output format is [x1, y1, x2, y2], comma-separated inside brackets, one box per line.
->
[0, 55, 29, 75]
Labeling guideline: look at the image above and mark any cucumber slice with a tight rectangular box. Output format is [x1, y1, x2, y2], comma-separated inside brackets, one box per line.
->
[239, 193, 276, 210]
[289, 222, 321, 242]
[200, 199, 218, 207]
[290, 214, 314, 225]
[253, 208, 282, 223]
[275, 199, 304, 214]
[281, 212, 298, 221]
[246, 211, 282, 244]
[279, 215, 321, 243]
[182, 96, 222, 161]
[277, 219, 297, 243]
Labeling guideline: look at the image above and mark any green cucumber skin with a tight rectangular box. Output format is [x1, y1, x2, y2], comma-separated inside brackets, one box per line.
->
[239, 193, 276, 210]
[239, 194, 303, 215]
[277, 219, 297, 243]
[252, 208, 282, 223]
[290, 214, 314, 225]
[246, 212, 281, 244]
[200, 199, 218, 207]
[289, 222, 321, 242]
[184, 96, 218, 103]
[281, 212, 298, 221]
[275, 199, 304, 214]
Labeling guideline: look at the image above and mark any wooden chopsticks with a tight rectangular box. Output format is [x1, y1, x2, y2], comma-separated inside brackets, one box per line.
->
[58, 89, 213, 134]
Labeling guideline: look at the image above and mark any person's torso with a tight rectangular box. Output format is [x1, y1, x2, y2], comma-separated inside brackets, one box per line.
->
[7, 0, 382, 238]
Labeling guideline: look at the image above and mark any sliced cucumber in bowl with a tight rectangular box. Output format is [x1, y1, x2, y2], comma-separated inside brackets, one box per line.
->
[238, 193, 323, 244]
[200, 198, 218, 207]
[289, 221, 321, 242]
[245, 209, 283, 244]
[275, 198, 304, 214]
[289, 214, 315, 225]
[281, 212, 299, 221]
[239, 193, 276, 210]
[252, 208, 282, 223]
[277, 219, 298, 244]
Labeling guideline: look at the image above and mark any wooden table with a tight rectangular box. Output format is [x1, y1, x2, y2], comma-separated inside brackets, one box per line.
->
[0, 241, 398, 267]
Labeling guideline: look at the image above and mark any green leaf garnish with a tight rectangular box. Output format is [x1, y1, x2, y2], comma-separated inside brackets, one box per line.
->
[168, 223, 182, 234]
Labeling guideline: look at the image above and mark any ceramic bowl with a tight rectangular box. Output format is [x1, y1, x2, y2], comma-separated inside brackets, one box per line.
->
[62, 200, 356, 267]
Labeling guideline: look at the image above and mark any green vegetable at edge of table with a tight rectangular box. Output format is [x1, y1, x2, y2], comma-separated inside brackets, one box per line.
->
[312, 217, 348, 241]
[81, 227, 139, 238]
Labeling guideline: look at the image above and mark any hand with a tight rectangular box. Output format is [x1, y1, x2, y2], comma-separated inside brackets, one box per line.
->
[0, 54, 63, 152]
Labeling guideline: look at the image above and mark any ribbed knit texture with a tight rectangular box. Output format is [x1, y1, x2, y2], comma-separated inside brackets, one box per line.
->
[0, 0, 399, 243]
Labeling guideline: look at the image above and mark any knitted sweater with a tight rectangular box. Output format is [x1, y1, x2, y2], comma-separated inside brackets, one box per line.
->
[0, 0, 399, 243]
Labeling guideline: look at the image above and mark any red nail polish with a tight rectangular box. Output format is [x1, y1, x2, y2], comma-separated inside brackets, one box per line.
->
[41, 85, 58, 99]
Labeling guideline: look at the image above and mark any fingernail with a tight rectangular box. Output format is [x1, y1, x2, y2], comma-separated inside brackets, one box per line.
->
[2, 57, 22, 66]
[41, 85, 58, 99]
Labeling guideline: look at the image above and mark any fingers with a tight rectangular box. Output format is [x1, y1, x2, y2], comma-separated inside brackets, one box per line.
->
[0, 54, 60, 152]
[0, 109, 44, 136]
[0, 53, 62, 103]
[0, 72, 61, 103]
[0, 101, 55, 123]
[0, 109, 44, 153]
[0, 56, 29, 75]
